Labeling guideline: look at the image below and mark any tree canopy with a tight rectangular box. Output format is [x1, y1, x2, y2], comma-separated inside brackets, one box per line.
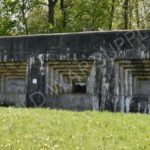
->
[0, 0, 149, 35]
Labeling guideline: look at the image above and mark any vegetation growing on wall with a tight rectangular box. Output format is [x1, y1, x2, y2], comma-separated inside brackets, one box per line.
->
[0, 0, 149, 35]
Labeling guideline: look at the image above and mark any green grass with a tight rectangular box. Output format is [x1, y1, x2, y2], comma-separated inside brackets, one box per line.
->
[0, 108, 150, 150]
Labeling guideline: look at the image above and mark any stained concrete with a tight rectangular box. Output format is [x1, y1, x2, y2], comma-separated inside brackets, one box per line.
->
[0, 63, 27, 106]
[46, 94, 93, 110]
[0, 29, 150, 113]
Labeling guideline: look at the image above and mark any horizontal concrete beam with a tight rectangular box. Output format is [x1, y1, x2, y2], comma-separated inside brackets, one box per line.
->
[0, 62, 26, 66]
[0, 73, 26, 76]
[0, 68, 26, 71]
[123, 65, 150, 69]
[134, 75, 150, 78]
[57, 70, 90, 74]
[47, 61, 93, 65]
[62, 78, 88, 82]
[4, 76, 26, 80]
[115, 59, 150, 64]
[124, 68, 150, 72]
[131, 70, 150, 73]
[0, 70, 26, 73]
[52, 66, 92, 70]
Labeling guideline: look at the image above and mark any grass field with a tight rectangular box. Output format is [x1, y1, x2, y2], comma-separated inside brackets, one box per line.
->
[0, 108, 150, 150]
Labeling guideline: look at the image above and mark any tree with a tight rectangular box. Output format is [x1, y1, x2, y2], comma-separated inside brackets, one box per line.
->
[0, 0, 149, 35]
[37, 0, 58, 25]
[48, 0, 58, 24]
[27, 6, 51, 34]
[135, 0, 140, 28]
[0, 0, 16, 35]
[108, 0, 116, 30]
[122, 0, 129, 29]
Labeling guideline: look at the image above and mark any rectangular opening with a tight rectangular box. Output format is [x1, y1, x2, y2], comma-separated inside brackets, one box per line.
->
[72, 82, 86, 93]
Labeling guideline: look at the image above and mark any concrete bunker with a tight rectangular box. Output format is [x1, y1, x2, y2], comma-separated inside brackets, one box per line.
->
[0, 29, 149, 113]
[45, 61, 97, 110]
[0, 62, 27, 106]
[114, 59, 150, 113]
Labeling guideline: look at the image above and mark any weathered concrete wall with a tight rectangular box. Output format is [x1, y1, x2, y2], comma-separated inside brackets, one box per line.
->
[138, 80, 150, 94]
[0, 63, 27, 107]
[0, 29, 149, 61]
[46, 94, 93, 110]
[0, 29, 150, 113]
[43, 61, 96, 110]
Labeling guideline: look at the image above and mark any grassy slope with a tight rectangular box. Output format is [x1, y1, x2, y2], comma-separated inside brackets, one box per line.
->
[0, 108, 150, 150]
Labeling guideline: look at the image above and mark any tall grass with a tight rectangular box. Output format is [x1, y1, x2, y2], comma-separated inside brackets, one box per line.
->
[0, 107, 150, 150]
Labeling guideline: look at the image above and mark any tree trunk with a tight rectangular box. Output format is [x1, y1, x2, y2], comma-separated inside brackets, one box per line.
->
[60, 0, 67, 27]
[128, 0, 132, 29]
[48, 0, 58, 25]
[21, 0, 28, 34]
[108, 0, 115, 30]
[123, 0, 129, 29]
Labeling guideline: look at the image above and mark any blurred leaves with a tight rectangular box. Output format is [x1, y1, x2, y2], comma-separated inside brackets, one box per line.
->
[0, 0, 149, 35]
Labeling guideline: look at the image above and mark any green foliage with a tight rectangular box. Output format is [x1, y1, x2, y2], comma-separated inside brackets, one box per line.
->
[0, 0, 16, 35]
[0, 17, 16, 35]
[0, 0, 149, 35]
[27, 7, 52, 34]
[0, 108, 150, 150]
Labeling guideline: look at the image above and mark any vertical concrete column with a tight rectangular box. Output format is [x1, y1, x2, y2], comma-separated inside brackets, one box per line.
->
[58, 73, 63, 94]
[53, 69, 59, 95]
[138, 102, 141, 113]
[124, 69, 129, 96]
[0, 75, 1, 102]
[60, 74, 66, 94]
[26, 58, 32, 107]
[63, 77, 67, 93]
[93, 61, 100, 111]
[0, 74, 2, 93]
[45, 63, 49, 95]
[147, 96, 150, 115]
[113, 63, 120, 112]
[129, 71, 133, 96]
[114, 63, 119, 96]
[1, 75, 4, 93]
[128, 70, 131, 95]
[49, 67, 54, 96]
[133, 76, 139, 111]
[24, 62, 29, 106]
[132, 76, 136, 95]
[125, 96, 131, 113]
[120, 65, 125, 112]
[47, 66, 55, 107]
[1, 75, 5, 103]
[125, 71, 133, 113]
[26, 56, 46, 107]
